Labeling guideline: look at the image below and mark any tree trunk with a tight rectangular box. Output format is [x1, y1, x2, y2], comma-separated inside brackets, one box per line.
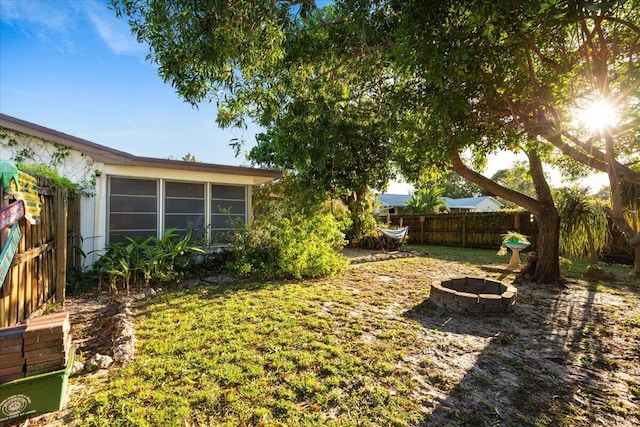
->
[531, 205, 561, 283]
[633, 248, 640, 277]
[450, 151, 562, 285]
[342, 186, 371, 241]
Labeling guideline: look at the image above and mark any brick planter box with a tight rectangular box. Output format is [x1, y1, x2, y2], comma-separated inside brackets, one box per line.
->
[429, 277, 517, 313]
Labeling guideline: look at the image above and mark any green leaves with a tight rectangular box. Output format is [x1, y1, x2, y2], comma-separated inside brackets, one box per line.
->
[93, 228, 203, 291]
[226, 212, 348, 279]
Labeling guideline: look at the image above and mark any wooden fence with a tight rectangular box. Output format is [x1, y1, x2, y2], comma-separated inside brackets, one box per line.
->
[384, 212, 538, 249]
[384, 211, 633, 261]
[0, 177, 79, 327]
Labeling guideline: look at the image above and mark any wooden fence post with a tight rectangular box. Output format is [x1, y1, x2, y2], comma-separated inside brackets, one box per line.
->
[420, 216, 425, 244]
[462, 213, 467, 248]
[55, 187, 68, 305]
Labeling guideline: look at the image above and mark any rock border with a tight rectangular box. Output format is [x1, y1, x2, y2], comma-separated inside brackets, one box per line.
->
[429, 277, 517, 314]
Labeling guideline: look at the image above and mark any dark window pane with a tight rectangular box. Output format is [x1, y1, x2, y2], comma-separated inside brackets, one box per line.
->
[109, 213, 157, 230]
[110, 195, 157, 213]
[166, 182, 204, 198]
[211, 200, 246, 214]
[109, 230, 156, 243]
[165, 198, 205, 213]
[211, 214, 244, 229]
[110, 177, 157, 195]
[165, 214, 205, 230]
[211, 185, 245, 199]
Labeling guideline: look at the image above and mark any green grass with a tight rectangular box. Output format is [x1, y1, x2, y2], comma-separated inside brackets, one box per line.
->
[70, 281, 423, 426]
[64, 246, 638, 426]
[406, 244, 635, 282]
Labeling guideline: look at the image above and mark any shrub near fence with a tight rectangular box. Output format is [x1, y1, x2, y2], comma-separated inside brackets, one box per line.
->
[0, 177, 79, 327]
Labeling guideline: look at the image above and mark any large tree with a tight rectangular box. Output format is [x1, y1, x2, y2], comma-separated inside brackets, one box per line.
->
[113, 0, 640, 279]
[247, 79, 398, 238]
[384, 0, 640, 281]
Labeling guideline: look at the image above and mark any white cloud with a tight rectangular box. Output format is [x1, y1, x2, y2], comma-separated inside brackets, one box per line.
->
[82, 1, 146, 56]
[0, 1, 69, 31]
[0, 0, 75, 51]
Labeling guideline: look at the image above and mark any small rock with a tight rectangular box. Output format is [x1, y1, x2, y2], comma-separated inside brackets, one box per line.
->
[85, 353, 114, 372]
[71, 360, 85, 376]
[114, 335, 132, 345]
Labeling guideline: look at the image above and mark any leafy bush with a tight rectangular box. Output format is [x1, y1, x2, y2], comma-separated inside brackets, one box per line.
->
[92, 228, 203, 292]
[226, 213, 348, 279]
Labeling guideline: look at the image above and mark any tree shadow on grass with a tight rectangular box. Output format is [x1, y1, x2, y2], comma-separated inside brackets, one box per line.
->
[403, 280, 638, 426]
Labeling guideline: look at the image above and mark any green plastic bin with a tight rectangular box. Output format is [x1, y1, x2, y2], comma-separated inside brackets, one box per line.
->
[0, 347, 75, 423]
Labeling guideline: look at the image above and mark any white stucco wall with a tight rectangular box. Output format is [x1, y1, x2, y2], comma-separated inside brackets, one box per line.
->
[0, 129, 98, 189]
[1, 129, 101, 267]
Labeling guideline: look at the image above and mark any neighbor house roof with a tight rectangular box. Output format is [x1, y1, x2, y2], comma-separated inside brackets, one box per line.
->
[377, 193, 413, 208]
[377, 194, 504, 210]
[0, 113, 282, 180]
[441, 196, 504, 209]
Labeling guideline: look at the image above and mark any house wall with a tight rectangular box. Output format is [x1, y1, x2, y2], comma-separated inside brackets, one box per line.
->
[0, 128, 98, 189]
[0, 128, 101, 267]
[90, 164, 259, 263]
[0, 127, 271, 267]
[475, 199, 502, 212]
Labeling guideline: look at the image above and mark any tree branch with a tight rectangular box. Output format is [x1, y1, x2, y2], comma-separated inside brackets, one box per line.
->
[449, 152, 541, 214]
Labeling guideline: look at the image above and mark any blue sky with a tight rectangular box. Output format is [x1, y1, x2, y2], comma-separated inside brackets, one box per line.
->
[0, 0, 257, 166]
[0, 0, 607, 193]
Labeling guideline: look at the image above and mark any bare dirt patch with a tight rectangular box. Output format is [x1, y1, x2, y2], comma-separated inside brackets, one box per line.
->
[343, 253, 640, 425]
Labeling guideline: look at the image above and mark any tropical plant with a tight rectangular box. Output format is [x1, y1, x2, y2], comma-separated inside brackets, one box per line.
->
[92, 228, 203, 292]
[555, 187, 609, 272]
[405, 187, 448, 215]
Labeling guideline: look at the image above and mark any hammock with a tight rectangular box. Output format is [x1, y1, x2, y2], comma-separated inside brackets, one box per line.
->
[376, 226, 409, 253]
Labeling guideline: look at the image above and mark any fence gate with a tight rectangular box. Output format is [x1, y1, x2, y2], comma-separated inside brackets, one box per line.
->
[0, 176, 76, 327]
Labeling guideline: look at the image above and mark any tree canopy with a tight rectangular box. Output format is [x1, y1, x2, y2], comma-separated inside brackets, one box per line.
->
[113, 0, 640, 278]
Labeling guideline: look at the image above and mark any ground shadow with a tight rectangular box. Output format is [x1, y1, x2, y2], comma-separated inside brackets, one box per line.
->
[403, 279, 637, 426]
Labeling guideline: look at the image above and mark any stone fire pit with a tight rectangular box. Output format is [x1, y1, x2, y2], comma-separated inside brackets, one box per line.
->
[429, 277, 517, 314]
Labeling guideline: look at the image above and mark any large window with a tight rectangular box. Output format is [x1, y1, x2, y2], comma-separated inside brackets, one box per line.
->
[211, 184, 246, 243]
[107, 177, 247, 244]
[108, 177, 158, 243]
[164, 181, 205, 240]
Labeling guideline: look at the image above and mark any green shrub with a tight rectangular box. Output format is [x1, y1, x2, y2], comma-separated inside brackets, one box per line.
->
[227, 213, 348, 279]
[92, 228, 203, 292]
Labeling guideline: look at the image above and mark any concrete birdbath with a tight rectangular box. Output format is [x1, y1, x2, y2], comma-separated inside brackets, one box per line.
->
[500, 231, 531, 268]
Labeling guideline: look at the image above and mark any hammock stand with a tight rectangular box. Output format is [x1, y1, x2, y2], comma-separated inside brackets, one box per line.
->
[376, 226, 409, 254]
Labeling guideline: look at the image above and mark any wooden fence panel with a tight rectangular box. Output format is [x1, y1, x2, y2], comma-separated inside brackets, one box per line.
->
[0, 177, 74, 327]
[389, 212, 539, 249]
[388, 211, 632, 261]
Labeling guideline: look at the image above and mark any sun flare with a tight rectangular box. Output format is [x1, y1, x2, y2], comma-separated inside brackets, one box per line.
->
[579, 99, 618, 133]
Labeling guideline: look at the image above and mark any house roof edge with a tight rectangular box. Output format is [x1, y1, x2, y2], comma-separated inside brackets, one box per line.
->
[0, 113, 282, 179]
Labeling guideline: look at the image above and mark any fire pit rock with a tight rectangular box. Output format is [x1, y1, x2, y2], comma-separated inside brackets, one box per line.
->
[429, 277, 517, 314]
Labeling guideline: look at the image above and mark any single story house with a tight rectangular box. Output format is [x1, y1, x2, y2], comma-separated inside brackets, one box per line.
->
[0, 113, 281, 266]
[376, 193, 414, 216]
[441, 196, 504, 213]
[377, 193, 503, 215]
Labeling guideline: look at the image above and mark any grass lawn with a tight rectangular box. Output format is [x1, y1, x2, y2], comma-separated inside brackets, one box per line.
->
[62, 246, 638, 426]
